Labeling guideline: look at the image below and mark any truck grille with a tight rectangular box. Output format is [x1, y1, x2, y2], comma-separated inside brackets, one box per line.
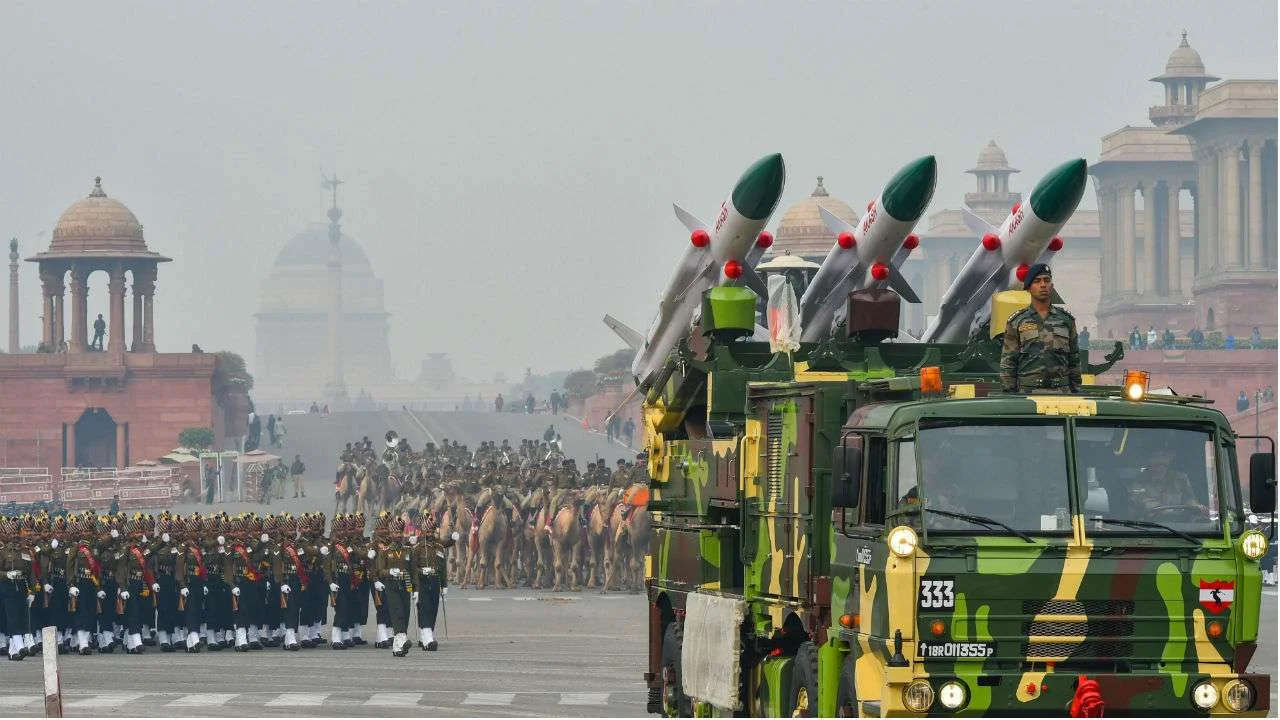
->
[1021, 600, 1134, 616]
[1023, 619, 1134, 637]
[1025, 640, 1133, 658]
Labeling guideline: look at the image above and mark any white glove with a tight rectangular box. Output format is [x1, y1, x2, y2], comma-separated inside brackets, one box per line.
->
[120, 590, 131, 600]
[265, 581, 272, 591]
[412, 591, 418, 604]
[5, 570, 18, 580]
[151, 583, 160, 593]
[329, 583, 339, 593]
[69, 586, 80, 597]
[217, 535, 225, 546]
[367, 549, 376, 559]
[162, 533, 170, 543]
[451, 531, 460, 541]
[111, 529, 119, 538]
[389, 567, 401, 577]
[202, 586, 209, 596]
[231, 587, 240, 596]
[409, 535, 418, 545]
[261, 533, 269, 543]
[180, 587, 189, 598]
[319, 546, 329, 556]
[441, 587, 448, 598]
[51, 539, 59, 549]
[26, 595, 34, 606]
[281, 584, 291, 594]
[374, 581, 386, 592]
[44, 584, 53, 594]
[421, 567, 435, 575]
[298, 547, 305, 555]
[97, 590, 106, 599]
[142, 535, 148, 544]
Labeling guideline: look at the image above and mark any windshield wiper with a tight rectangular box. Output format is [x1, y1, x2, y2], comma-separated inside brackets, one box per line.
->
[1089, 517, 1202, 546]
[910, 507, 1036, 543]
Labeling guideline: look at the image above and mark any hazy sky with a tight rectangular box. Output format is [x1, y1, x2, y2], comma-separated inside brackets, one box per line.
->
[1, 1, 1275, 384]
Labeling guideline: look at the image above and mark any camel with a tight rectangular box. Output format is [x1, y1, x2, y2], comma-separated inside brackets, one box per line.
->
[470, 487, 515, 589]
[522, 487, 554, 589]
[583, 486, 619, 589]
[604, 483, 651, 593]
[333, 462, 360, 515]
[548, 490, 585, 592]
[441, 494, 475, 586]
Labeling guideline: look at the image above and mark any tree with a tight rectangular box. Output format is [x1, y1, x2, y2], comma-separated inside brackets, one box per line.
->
[213, 351, 254, 394]
[178, 427, 215, 453]
[563, 369, 599, 400]
[593, 348, 633, 377]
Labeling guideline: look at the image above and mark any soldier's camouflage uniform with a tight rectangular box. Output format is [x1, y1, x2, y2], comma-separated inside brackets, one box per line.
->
[1000, 305, 1081, 392]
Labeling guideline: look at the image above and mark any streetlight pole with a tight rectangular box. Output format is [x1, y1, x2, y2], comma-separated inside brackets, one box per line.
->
[1255, 389, 1262, 451]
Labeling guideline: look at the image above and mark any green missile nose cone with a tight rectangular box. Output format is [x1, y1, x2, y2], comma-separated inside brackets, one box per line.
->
[1029, 158, 1088, 224]
[881, 155, 936, 222]
[731, 153, 786, 221]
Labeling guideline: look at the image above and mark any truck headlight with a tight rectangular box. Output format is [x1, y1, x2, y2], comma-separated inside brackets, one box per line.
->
[903, 680, 934, 712]
[1223, 680, 1254, 712]
[888, 526, 918, 558]
[1241, 530, 1268, 560]
[938, 680, 968, 710]
[1192, 680, 1219, 710]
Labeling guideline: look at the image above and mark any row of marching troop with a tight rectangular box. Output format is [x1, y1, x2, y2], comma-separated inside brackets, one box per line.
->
[0, 508, 459, 660]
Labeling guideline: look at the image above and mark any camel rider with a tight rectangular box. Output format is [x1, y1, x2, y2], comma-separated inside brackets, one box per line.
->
[411, 513, 458, 651]
[611, 459, 630, 489]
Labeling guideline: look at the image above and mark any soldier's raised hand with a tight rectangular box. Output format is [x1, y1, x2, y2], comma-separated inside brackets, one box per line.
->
[374, 580, 386, 592]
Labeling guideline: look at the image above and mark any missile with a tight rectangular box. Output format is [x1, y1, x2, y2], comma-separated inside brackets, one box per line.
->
[797, 156, 936, 342]
[621, 153, 786, 390]
[921, 158, 1087, 343]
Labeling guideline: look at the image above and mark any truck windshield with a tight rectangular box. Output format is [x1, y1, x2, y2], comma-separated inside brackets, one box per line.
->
[1074, 423, 1225, 535]
[911, 421, 1072, 534]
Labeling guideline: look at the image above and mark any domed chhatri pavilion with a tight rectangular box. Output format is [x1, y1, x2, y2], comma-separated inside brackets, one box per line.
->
[252, 204, 395, 408]
[0, 178, 248, 474]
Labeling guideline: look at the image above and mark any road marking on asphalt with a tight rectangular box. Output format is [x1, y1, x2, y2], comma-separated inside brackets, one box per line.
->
[365, 693, 423, 707]
[64, 693, 144, 709]
[0, 697, 37, 709]
[462, 692, 516, 706]
[265, 693, 327, 707]
[559, 692, 610, 705]
[467, 597, 494, 602]
[169, 693, 237, 707]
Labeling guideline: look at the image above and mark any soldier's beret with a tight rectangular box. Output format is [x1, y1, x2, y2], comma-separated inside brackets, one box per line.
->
[1023, 263, 1051, 290]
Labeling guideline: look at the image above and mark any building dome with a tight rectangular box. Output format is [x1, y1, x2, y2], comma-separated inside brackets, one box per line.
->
[272, 224, 373, 269]
[1152, 32, 1218, 81]
[770, 177, 859, 258]
[967, 140, 1018, 174]
[46, 177, 153, 257]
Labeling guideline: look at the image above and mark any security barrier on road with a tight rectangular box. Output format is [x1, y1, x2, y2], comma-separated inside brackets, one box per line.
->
[57, 466, 182, 511]
[0, 468, 55, 505]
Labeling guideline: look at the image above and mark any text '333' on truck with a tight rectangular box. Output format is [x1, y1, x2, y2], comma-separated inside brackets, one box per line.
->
[642, 292, 1273, 718]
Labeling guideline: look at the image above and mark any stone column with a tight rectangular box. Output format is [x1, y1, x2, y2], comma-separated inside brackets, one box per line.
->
[115, 424, 126, 469]
[65, 422, 76, 468]
[1119, 184, 1137, 293]
[1222, 142, 1242, 269]
[130, 274, 143, 351]
[39, 270, 55, 349]
[1096, 184, 1114, 297]
[7, 240, 17, 354]
[107, 265, 126, 354]
[1166, 182, 1182, 296]
[68, 265, 87, 353]
[1143, 183, 1159, 294]
[1247, 139, 1264, 269]
[1195, 145, 1216, 276]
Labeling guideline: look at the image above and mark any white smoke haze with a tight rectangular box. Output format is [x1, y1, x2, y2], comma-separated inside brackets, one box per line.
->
[0, 1, 1274, 381]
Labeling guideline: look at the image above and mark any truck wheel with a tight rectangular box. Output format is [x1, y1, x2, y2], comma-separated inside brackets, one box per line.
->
[661, 623, 693, 717]
[790, 642, 818, 718]
[836, 652, 857, 717]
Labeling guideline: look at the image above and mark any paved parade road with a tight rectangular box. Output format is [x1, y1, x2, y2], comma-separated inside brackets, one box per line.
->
[0, 589, 650, 717]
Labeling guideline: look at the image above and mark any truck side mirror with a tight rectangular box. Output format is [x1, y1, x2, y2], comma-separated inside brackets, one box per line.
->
[832, 437, 863, 508]
[1249, 452, 1276, 514]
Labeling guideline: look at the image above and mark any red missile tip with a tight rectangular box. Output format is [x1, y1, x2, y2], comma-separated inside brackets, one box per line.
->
[982, 234, 1001, 251]
[870, 262, 890, 281]
[837, 231, 856, 249]
[903, 234, 919, 250]
[723, 260, 743, 280]
[1016, 264, 1030, 282]
[756, 231, 774, 249]
[1011, 201, 1022, 215]
[690, 229, 710, 248]
[1048, 236, 1064, 252]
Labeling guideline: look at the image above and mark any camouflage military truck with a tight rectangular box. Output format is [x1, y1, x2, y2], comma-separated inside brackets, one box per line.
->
[642, 289, 1273, 717]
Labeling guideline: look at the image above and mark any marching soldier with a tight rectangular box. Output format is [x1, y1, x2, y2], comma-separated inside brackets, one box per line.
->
[259, 516, 284, 647]
[411, 513, 458, 651]
[0, 517, 34, 660]
[272, 515, 308, 651]
[349, 512, 372, 647]
[176, 515, 209, 652]
[67, 514, 101, 655]
[205, 514, 234, 650]
[152, 514, 182, 652]
[323, 514, 358, 649]
[373, 516, 414, 656]
[300, 513, 328, 648]
[115, 515, 155, 654]
[228, 516, 266, 651]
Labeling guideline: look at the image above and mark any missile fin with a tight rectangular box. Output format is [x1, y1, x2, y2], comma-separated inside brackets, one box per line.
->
[673, 204, 709, 235]
[740, 265, 768, 299]
[602, 314, 644, 351]
[884, 264, 922, 303]
[961, 205, 998, 235]
[818, 205, 857, 235]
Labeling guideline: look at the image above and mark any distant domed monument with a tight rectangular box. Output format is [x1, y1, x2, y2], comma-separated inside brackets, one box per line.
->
[769, 177, 859, 260]
[253, 196, 395, 407]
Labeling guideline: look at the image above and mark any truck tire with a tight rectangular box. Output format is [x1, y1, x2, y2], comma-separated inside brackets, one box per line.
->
[836, 652, 857, 717]
[790, 642, 818, 718]
[661, 623, 693, 717]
